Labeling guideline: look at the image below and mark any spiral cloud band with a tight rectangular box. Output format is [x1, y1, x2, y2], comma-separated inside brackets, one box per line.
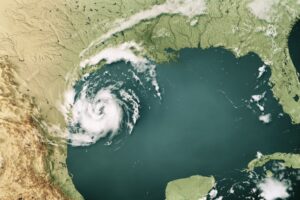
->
[62, 42, 158, 146]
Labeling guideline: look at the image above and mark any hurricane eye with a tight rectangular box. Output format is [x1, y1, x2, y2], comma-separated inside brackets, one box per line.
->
[98, 106, 105, 115]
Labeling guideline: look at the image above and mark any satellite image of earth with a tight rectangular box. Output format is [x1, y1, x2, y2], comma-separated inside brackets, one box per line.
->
[0, 0, 300, 199]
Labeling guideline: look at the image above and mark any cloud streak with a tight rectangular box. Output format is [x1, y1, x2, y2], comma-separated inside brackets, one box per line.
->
[80, 0, 207, 57]
[80, 41, 161, 98]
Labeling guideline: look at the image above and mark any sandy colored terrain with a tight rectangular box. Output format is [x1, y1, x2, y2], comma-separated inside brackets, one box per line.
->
[0, 0, 165, 198]
[0, 0, 300, 199]
[0, 0, 164, 125]
[0, 58, 82, 200]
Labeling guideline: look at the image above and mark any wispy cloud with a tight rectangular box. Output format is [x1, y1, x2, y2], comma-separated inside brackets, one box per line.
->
[80, 0, 207, 57]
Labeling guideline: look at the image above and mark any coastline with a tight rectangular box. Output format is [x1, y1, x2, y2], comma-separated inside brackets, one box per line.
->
[0, 0, 300, 199]
[0, 58, 82, 199]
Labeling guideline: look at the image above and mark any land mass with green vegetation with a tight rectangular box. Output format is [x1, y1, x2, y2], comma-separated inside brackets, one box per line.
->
[247, 152, 300, 171]
[0, 0, 300, 199]
[165, 175, 215, 200]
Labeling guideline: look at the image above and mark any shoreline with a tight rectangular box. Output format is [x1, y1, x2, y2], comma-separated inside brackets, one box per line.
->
[0, 0, 300, 199]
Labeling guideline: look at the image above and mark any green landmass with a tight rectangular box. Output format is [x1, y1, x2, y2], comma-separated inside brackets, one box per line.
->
[1, 0, 300, 199]
[247, 153, 300, 171]
[165, 175, 215, 200]
[86, 0, 300, 124]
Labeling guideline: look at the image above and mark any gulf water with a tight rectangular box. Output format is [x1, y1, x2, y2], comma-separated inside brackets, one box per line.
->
[67, 21, 300, 199]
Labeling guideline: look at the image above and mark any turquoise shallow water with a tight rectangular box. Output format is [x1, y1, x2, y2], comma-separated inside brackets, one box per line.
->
[67, 21, 300, 200]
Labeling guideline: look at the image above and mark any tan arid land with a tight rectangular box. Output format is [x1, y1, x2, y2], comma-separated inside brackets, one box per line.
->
[0, 58, 81, 199]
[0, 0, 165, 198]
[0, 0, 300, 199]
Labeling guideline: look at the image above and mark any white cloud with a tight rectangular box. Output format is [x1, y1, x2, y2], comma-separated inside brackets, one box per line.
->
[69, 86, 124, 146]
[248, 0, 279, 21]
[256, 151, 263, 159]
[259, 113, 272, 124]
[190, 18, 198, 26]
[258, 178, 290, 200]
[80, 41, 146, 68]
[80, 41, 161, 98]
[209, 189, 218, 199]
[119, 89, 140, 134]
[81, 0, 207, 56]
[258, 64, 267, 78]
[251, 92, 266, 102]
[251, 92, 266, 112]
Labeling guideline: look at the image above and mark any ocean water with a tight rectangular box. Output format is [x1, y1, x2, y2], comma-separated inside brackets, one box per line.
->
[67, 21, 300, 200]
[289, 19, 300, 73]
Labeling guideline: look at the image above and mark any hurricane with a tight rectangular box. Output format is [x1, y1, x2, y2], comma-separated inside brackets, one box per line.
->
[63, 42, 160, 146]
